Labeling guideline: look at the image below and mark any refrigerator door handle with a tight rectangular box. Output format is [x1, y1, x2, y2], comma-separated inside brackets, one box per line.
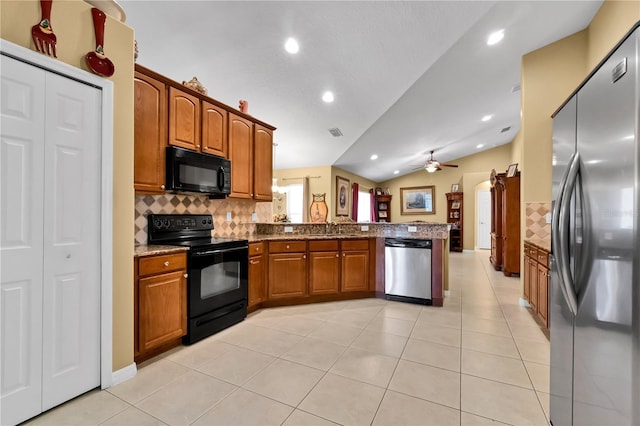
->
[556, 151, 580, 315]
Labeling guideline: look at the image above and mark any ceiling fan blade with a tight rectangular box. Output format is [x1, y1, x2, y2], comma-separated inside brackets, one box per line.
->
[440, 163, 459, 168]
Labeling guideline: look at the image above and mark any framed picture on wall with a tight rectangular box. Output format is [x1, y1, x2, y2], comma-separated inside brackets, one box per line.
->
[336, 176, 350, 216]
[400, 186, 435, 215]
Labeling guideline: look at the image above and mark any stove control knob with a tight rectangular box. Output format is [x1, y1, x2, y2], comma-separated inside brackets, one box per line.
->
[207, 219, 212, 225]
[154, 219, 162, 229]
[163, 219, 170, 228]
[202, 219, 207, 225]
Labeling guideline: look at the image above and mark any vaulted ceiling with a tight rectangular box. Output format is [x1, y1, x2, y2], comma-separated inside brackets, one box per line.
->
[123, 0, 602, 182]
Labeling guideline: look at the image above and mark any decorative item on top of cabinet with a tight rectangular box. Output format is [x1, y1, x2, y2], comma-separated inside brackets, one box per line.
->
[446, 192, 463, 252]
[135, 252, 188, 363]
[490, 171, 520, 276]
[134, 69, 167, 193]
[182, 76, 207, 95]
[375, 194, 392, 222]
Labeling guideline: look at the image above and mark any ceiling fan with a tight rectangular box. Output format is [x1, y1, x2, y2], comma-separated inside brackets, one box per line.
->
[421, 150, 459, 173]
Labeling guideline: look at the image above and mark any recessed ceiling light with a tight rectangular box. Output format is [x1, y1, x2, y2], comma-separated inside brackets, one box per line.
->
[393, 170, 399, 174]
[481, 115, 493, 122]
[322, 91, 334, 103]
[370, 154, 378, 160]
[477, 144, 484, 149]
[487, 30, 504, 46]
[284, 37, 299, 54]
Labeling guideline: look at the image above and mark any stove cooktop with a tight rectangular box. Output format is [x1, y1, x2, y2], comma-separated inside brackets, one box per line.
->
[147, 214, 247, 250]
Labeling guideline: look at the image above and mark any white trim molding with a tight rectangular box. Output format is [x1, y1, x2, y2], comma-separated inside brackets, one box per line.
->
[1, 39, 115, 389]
[519, 297, 531, 308]
[111, 363, 137, 387]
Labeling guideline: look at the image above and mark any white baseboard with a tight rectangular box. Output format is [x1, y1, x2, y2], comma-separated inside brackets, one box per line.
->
[109, 363, 137, 388]
[519, 297, 531, 308]
[463, 249, 475, 253]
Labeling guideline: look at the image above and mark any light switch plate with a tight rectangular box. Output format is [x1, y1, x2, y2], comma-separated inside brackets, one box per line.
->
[408, 226, 417, 232]
[360, 225, 369, 231]
[545, 213, 552, 223]
[284, 226, 293, 233]
[251, 212, 258, 222]
[226, 212, 232, 222]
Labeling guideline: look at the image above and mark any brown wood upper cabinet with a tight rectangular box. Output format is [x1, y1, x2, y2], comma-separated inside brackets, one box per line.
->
[201, 101, 228, 158]
[253, 124, 273, 201]
[168, 87, 201, 151]
[133, 71, 167, 193]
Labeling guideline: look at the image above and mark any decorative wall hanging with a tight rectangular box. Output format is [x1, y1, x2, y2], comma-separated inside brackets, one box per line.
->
[86, 8, 115, 77]
[335, 176, 350, 216]
[400, 186, 435, 215]
[32, 0, 57, 57]
[310, 193, 328, 223]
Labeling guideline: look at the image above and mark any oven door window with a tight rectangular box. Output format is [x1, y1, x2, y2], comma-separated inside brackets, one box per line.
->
[200, 260, 240, 298]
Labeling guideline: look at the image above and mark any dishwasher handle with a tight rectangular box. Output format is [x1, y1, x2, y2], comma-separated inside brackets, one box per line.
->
[385, 238, 432, 249]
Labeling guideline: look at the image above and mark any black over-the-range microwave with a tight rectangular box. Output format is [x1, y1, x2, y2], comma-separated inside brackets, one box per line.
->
[165, 146, 231, 198]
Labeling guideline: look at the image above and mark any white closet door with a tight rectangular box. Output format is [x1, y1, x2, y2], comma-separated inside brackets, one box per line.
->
[41, 72, 101, 410]
[0, 55, 46, 426]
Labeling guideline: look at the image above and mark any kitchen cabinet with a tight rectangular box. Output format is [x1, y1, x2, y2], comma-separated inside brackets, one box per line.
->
[168, 86, 201, 151]
[134, 70, 167, 193]
[229, 112, 254, 199]
[523, 242, 549, 329]
[374, 195, 392, 222]
[201, 100, 228, 157]
[135, 252, 187, 363]
[248, 242, 267, 310]
[446, 192, 463, 252]
[268, 241, 307, 299]
[490, 172, 520, 276]
[253, 124, 274, 201]
[308, 240, 340, 295]
[340, 239, 370, 292]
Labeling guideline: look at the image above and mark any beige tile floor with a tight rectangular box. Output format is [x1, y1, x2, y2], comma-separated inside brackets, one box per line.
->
[25, 251, 551, 426]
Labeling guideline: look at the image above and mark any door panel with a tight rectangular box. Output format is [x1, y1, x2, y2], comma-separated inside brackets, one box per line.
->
[42, 72, 101, 410]
[477, 189, 491, 249]
[0, 55, 45, 426]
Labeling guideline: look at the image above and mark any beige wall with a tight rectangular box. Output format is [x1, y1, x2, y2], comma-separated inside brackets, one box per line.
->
[1, 0, 135, 371]
[380, 144, 512, 250]
[588, 1, 640, 70]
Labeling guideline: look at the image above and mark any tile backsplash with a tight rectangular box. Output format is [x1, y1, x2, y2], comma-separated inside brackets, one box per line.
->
[525, 202, 551, 241]
[135, 194, 272, 245]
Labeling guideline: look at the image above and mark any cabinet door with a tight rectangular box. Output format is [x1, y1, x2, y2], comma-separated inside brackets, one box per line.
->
[268, 253, 307, 298]
[229, 113, 253, 198]
[134, 71, 167, 193]
[202, 100, 227, 157]
[249, 254, 266, 308]
[168, 87, 201, 151]
[341, 250, 369, 292]
[528, 259, 538, 311]
[523, 254, 531, 302]
[138, 270, 187, 352]
[253, 124, 273, 201]
[309, 251, 340, 295]
[537, 264, 549, 327]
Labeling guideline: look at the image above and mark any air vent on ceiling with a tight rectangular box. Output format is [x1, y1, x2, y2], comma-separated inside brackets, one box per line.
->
[328, 128, 343, 137]
[511, 84, 521, 93]
[500, 126, 512, 133]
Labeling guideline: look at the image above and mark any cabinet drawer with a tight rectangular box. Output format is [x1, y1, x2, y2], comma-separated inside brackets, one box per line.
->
[537, 250, 549, 267]
[341, 239, 369, 251]
[269, 241, 306, 253]
[249, 242, 264, 256]
[138, 253, 187, 276]
[309, 240, 339, 251]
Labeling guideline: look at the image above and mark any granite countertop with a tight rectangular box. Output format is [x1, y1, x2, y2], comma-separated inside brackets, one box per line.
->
[134, 244, 189, 257]
[246, 234, 374, 242]
[525, 238, 551, 252]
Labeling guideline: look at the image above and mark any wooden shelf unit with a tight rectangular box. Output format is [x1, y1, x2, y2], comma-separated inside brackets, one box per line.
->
[375, 195, 392, 223]
[446, 192, 463, 252]
[490, 171, 521, 276]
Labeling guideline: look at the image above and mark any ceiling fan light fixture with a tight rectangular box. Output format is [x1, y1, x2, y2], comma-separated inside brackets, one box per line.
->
[425, 164, 438, 173]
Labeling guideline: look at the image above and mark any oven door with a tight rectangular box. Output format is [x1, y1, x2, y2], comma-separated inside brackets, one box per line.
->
[188, 245, 248, 318]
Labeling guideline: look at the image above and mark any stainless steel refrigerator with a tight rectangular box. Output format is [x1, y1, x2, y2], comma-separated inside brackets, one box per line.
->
[550, 26, 639, 426]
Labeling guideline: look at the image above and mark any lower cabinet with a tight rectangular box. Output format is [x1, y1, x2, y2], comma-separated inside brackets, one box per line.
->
[341, 240, 370, 292]
[248, 242, 267, 309]
[135, 252, 187, 363]
[523, 242, 549, 329]
[268, 241, 308, 299]
[309, 240, 340, 295]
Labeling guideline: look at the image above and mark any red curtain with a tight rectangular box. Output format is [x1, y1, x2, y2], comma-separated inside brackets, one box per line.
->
[369, 189, 376, 222]
[351, 182, 359, 221]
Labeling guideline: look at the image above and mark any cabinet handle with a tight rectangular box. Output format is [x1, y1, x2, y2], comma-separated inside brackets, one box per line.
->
[196, 145, 200, 148]
[160, 184, 165, 190]
[249, 259, 255, 264]
[336, 253, 339, 257]
[255, 247, 259, 251]
[183, 273, 188, 278]
[303, 255, 306, 259]
[343, 253, 346, 257]
[164, 261, 169, 266]
[286, 244, 290, 249]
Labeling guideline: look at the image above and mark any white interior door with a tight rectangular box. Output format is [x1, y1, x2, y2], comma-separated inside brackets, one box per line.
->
[477, 189, 491, 249]
[0, 54, 102, 425]
[0, 54, 47, 426]
[41, 71, 101, 410]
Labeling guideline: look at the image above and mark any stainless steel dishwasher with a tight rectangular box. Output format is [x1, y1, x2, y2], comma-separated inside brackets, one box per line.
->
[385, 238, 432, 304]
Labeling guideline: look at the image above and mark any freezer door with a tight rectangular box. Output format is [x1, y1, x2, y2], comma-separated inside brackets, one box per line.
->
[573, 31, 637, 425]
[550, 95, 577, 426]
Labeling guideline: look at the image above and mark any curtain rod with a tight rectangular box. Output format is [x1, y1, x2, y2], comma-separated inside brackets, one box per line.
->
[281, 175, 321, 181]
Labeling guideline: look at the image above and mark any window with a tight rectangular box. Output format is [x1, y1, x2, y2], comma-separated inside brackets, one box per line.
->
[285, 184, 304, 223]
[357, 190, 371, 222]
